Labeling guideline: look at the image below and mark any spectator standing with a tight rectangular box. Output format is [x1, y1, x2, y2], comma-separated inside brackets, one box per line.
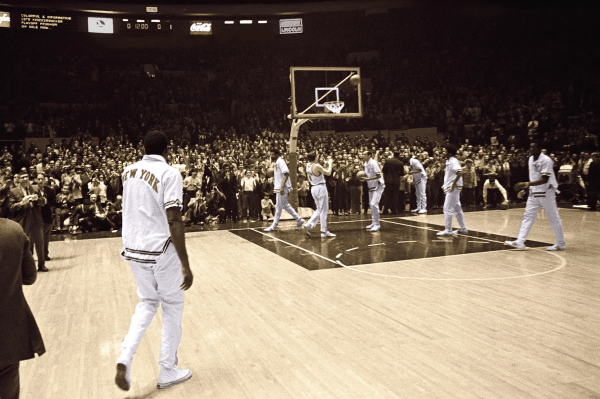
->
[8, 173, 48, 272]
[0, 218, 46, 399]
[182, 169, 202, 213]
[297, 174, 309, 208]
[36, 174, 54, 261]
[348, 165, 362, 214]
[54, 186, 74, 231]
[462, 159, 477, 208]
[586, 152, 600, 211]
[218, 164, 239, 223]
[240, 170, 257, 221]
[382, 151, 404, 214]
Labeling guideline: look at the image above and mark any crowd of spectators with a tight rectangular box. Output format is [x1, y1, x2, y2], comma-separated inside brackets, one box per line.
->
[1, 129, 598, 235]
[1, 3, 599, 233]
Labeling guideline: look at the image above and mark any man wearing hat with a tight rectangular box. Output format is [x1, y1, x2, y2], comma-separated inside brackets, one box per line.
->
[8, 173, 48, 272]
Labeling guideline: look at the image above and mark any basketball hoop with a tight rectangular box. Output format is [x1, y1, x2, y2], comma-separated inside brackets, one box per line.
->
[324, 101, 345, 114]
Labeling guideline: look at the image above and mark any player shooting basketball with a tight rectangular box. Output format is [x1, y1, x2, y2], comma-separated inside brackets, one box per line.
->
[304, 151, 335, 238]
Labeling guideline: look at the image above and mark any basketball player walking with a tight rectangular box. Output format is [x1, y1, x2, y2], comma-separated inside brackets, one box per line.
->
[115, 131, 194, 391]
[505, 140, 566, 251]
[437, 144, 468, 236]
[304, 152, 335, 238]
[264, 147, 305, 232]
[360, 150, 385, 232]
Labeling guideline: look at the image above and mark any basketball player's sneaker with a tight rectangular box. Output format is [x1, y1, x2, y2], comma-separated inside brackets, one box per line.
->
[305, 225, 312, 237]
[366, 223, 373, 229]
[264, 226, 276, 232]
[411, 208, 420, 213]
[321, 231, 336, 238]
[157, 367, 192, 389]
[370, 225, 380, 232]
[115, 362, 132, 391]
[295, 219, 306, 230]
[456, 228, 468, 234]
[547, 244, 566, 251]
[504, 240, 525, 250]
[436, 230, 456, 236]
[418, 209, 427, 214]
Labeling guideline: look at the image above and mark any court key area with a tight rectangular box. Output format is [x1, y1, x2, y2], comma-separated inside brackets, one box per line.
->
[232, 217, 553, 278]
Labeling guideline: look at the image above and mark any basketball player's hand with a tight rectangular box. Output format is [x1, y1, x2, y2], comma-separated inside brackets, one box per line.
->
[180, 266, 193, 291]
[514, 182, 529, 192]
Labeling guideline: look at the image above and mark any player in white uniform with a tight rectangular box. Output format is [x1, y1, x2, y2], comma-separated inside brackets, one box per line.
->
[304, 152, 335, 238]
[437, 144, 468, 236]
[264, 147, 305, 232]
[360, 150, 385, 232]
[115, 131, 194, 391]
[406, 157, 427, 214]
[505, 141, 566, 251]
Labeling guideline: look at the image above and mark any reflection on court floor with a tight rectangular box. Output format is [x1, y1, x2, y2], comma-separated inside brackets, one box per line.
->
[231, 218, 552, 271]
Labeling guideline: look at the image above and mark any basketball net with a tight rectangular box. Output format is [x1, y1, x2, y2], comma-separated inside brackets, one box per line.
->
[324, 101, 345, 114]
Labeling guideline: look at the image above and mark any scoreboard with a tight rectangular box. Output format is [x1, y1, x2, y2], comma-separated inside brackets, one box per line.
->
[0, 10, 186, 34]
[0, 9, 277, 36]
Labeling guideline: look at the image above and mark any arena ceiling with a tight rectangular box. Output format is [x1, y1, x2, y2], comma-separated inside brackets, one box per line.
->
[0, 0, 417, 16]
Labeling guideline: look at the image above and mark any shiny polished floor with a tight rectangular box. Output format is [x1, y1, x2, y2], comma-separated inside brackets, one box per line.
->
[232, 218, 551, 271]
[21, 206, 600, 399]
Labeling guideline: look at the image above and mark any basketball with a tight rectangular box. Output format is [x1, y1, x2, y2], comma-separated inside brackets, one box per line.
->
[350, 74, 360, 86]
[266, 168, 274, 177]
[356, 171, 366, 179]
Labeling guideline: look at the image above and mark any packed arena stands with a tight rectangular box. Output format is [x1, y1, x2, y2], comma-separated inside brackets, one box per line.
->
[1, 2, 599, 233]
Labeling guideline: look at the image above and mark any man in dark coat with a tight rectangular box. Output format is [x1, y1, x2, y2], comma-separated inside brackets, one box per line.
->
[35, 173, 55, 261]
[587, 152, 600, 211]
[0, 218, 46, 399]
[382, 152, 405, 214]
[8, 173, 48, 272]
[218, 164, 239, 223]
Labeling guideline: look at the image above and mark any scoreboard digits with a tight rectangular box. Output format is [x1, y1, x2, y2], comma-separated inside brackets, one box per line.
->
[122, 19, 173, 33]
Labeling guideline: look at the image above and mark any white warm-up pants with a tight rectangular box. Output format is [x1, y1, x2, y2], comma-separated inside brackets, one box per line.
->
[369, 185, 385, 227]
[120, 243, 184, 370]
[443, 189, 467, 233]
[271, 186, 303, 228]
[517, 190, 565, 246]
[306, 184, 329, 233]
[415, 178, 427, 210]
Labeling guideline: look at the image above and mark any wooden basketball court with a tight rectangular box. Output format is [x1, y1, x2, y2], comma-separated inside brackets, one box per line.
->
[19, 208, 600, 398]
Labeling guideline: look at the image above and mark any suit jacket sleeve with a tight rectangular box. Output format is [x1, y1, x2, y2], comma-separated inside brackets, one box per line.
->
[22, 234, 37, 285]
[0, 219, 45, 368]
[8, 187, 23, 212]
